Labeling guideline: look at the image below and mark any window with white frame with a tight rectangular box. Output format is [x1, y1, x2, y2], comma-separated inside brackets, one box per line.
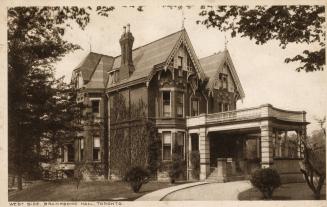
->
[162, 91, 171, 117]
[223, 103, 229, 112]
[218, 102, 222, 112]
[175, 132, 185, 158]
[93, 136, 100, 161]
[162, 132, 172, 161]
[91, 99, 100, 115]
[80, 138, 84, 161]
[187, 56, 193, 71]
[108, 70, 119, 85]
[219, 73, 228, 89]
[77, 74, 84, 89]
[178, 56, 183, 76]
[191, 98, 199, 116]
[64, 144, 74, 162]
[176, 92, 184, 117]
[177, 56, 183, 69]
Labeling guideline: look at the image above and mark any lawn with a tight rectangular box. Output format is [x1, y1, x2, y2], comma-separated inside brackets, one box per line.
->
[238, 182, 326, 200]
[9, 179, 178, 201]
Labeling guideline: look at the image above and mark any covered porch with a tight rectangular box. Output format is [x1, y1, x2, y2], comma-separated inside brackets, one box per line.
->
[186, 104, 308, 182]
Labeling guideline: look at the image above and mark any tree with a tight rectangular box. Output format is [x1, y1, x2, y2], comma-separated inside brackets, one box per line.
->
[7, 6, 113, 190]
[250, 168, 281, 199]
[41, 79, 85, 162]
[300, 118, 326, 200]
[197, 6, 325, 72]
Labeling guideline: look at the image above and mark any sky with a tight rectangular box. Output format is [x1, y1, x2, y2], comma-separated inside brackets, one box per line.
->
[54, 5, 327, 134]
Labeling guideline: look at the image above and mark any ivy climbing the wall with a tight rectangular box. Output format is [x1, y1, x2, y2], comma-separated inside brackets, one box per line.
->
[109, 93, 160, 179]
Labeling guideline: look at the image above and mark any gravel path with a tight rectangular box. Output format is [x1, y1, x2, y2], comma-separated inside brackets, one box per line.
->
[162, 181, 252, 201]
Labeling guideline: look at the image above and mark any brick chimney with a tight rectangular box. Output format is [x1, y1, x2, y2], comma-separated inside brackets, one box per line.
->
[119, 24, 135, 80]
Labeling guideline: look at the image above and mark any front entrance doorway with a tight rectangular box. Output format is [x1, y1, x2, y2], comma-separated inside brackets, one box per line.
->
[208, 131, 261, 177]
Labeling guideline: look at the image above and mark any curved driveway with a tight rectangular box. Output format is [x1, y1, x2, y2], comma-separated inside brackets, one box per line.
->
[162, 181, 252, 201]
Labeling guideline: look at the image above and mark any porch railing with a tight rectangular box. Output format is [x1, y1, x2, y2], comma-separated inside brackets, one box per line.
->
[187, 104, 306, 127]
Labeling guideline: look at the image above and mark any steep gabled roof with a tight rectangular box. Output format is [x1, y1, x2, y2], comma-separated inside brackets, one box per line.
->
[101, 55, 115, 87]
[73, 29, 244, 96]
[200, 50, 245, 99]
[107, 30, 184, 87]
[200, 51, 225, 80]
[163, 30, 206, 81]
[74, 52, 114, 85]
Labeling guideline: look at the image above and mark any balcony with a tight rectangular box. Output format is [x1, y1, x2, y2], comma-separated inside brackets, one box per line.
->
[187, 104, 306, 128]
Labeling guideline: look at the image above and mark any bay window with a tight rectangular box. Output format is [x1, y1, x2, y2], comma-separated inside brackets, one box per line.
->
[176, 92, 184, 117]
[175, 132, 185, 158]
[162, 91, 171, 117]
[162, 132, 172, 160]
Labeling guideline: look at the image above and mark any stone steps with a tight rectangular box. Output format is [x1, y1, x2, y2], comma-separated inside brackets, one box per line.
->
[206, 168, 219, 182]
[205, 167, 245, 183]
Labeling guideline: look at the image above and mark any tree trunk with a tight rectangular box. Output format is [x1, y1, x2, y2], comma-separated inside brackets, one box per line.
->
[17, 174, 23, 191]
[11, 176, 16, 187]
[314, 192, 321, 200]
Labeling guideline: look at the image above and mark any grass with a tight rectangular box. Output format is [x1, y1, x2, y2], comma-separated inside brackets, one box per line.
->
[238, 182, 326, 200]
[9, 179, 179, 201]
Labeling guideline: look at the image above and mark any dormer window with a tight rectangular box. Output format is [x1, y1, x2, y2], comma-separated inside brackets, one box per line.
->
[219, 73, 228, 89]
[177, 56, 183, 76]
[76, 73, 84, 89]
[191, 98, 199, 116]
[178, 56, 183, 69]
[187, 56, 193, 71]
[108, 70, 119, 86]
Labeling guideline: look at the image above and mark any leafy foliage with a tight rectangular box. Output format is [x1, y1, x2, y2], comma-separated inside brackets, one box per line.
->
[250, 168, 281, 199]
[124, 166, 150, 193]
[109, 93, 159, 179]
[300, 123, 326, 200]
[190, 151, 200, 180]
[7, 6, 114, 190]
[197, 6, 325, 72]
[168, 148, 186, 184]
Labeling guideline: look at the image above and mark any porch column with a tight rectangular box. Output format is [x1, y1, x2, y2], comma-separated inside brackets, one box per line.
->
[260, 121, 274, 168]
[187, 133, 192, 180]
[297, 126, 306, 158]
[199, 128, 210, 180]
[296, 130, 302, 158]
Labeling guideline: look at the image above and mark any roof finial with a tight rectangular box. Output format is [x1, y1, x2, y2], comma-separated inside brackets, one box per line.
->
[181, 9, 186, 29]
[224, 35, 229, 50]
[89, 36, 92, 52]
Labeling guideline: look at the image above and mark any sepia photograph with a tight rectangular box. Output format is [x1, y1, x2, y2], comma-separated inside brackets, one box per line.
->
[3, 1, 327, 204]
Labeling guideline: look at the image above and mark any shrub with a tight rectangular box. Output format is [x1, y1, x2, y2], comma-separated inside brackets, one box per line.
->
[124, 166, 150, 193]
[168, 153, 186, 184]
[250, 168, 281, 199]
[190, 151, 200, 180]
